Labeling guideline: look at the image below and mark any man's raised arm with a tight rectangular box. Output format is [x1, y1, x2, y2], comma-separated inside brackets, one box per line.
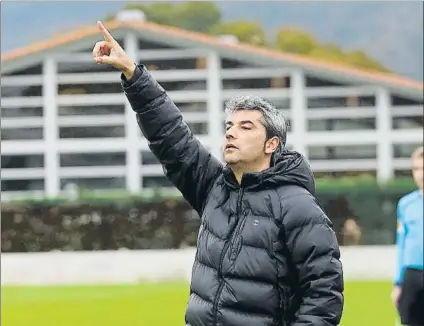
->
[93, 21, 223, 214]
[125, 65, 222, 213]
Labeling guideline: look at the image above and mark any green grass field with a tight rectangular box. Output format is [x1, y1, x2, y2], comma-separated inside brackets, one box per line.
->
[2, 281, 396, 326]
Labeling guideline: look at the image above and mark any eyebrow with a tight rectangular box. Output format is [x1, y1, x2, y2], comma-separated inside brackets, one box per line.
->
[225, 120, 255, 126]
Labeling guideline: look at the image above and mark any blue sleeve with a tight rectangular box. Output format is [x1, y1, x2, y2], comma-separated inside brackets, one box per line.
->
[394, 202, 407, 285]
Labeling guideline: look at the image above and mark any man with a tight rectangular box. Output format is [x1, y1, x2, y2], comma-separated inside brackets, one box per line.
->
[392, 146, 424, 326]
[341, 217, 362, 246]
[93, 21, 344, 326]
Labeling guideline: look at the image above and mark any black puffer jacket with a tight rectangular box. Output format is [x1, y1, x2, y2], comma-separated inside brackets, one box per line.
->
[122, 65, 344, 326]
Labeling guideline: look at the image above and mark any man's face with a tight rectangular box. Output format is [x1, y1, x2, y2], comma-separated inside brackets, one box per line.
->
[223, 110, 277, 168]
[412, 156, 424, 190]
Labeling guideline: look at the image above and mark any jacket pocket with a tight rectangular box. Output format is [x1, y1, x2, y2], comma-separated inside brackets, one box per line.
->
[271, 241, 293, 325]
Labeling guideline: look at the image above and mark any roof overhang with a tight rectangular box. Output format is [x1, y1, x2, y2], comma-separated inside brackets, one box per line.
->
[2, 20, 423, 101]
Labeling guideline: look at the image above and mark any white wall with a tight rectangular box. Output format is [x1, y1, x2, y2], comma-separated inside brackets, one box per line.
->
[1, 246, 396, 286]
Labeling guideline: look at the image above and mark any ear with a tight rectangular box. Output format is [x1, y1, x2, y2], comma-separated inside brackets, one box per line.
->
[264, 136, 280, 154]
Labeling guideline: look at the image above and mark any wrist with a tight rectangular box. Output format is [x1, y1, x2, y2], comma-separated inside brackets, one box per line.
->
[122, 61, 137, 80]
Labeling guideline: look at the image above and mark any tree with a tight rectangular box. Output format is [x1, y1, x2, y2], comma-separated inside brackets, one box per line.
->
[105, 4, 390, 73]
[209, 21, 267, 46]
[124, 3, 183, 27]
[110, 2, 221, 33]
[310, 46, 390, 72]
[345, 50, 390, 72]
[309, 44, 346, 64]
[174, 2, 221, 33]
[274, 28, 318, 54]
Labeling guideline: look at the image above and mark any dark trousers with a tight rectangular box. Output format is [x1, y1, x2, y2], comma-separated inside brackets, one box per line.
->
[399, 268, 424, 326]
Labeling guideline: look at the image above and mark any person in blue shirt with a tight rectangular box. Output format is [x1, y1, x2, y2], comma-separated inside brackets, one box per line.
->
[392, 146, 424, 326]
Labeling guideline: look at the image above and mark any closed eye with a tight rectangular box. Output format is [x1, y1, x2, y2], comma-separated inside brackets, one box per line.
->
[225, 122, 253, 131]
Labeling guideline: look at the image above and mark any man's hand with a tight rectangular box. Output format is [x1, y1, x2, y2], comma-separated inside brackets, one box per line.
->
[391, 285, 402, 308]
[92, 21, 136, 80]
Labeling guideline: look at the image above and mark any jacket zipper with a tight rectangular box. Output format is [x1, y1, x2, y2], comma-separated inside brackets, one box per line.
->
[212, 187, 244, 326]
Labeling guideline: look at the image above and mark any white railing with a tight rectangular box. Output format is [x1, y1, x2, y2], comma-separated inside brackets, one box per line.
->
[3, 129, 422, 156]
[391, 105, 423, 117]
[310, 159, 377, 171]
[1, 67, 290, 86]
[1, 136, 212, 155]
[306, 107, 377, 119]
[58, 166, 127, 178]
[1, 126, 421, 201]
[48, 48, 209, 62]
[0, 156, 416, 201]
[390, 129, 423, 143]
[1, 113, 210, 129]
[1, 117, 44, 128]
[1, 47, 423, 198]
[6, 107, 420, 131]
[0, 157, 413, 181]
[1, 74, 43, 86]
[1, 168, 45, 180]
[1, 96, 43, 107]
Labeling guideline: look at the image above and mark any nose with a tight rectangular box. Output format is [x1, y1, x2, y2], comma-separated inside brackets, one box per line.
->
[225, 127, 236, 140]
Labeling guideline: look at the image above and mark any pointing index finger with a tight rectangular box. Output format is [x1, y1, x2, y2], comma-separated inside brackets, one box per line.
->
[97, 21, 115, 43]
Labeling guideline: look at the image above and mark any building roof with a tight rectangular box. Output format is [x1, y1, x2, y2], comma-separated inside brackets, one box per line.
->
[2, 19, 423, 99]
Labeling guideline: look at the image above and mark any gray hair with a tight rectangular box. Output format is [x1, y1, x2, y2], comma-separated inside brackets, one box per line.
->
[224, 95, 289, 156]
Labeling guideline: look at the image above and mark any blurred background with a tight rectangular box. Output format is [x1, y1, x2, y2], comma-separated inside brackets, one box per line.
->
[1, 1, 423, 326]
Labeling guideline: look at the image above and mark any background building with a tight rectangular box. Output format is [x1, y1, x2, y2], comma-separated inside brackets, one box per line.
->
[1, 13, 423, 201]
